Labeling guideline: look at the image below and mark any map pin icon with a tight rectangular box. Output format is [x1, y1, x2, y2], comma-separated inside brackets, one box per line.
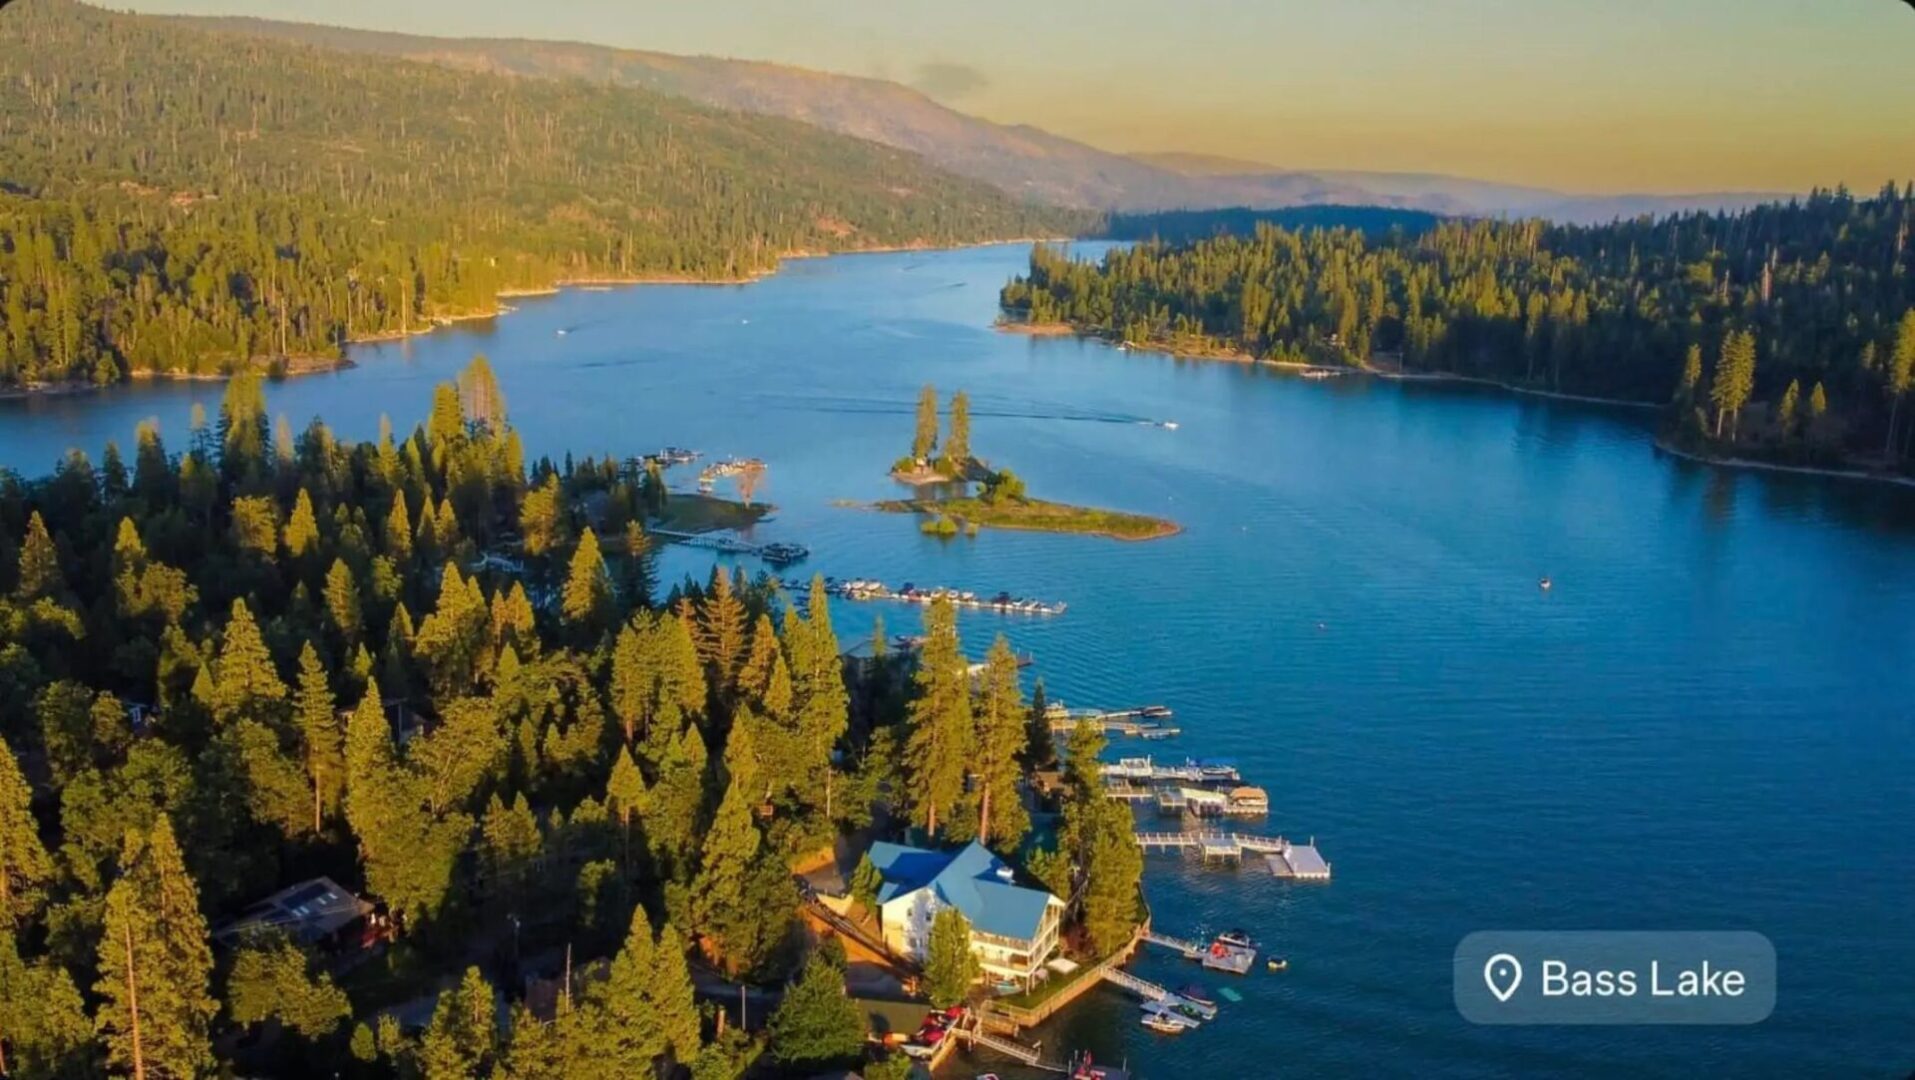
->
[1484, 953, 1523, 1003]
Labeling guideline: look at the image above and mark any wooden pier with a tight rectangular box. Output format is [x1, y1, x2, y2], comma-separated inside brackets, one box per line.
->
[1099, 966, 1218, 1019]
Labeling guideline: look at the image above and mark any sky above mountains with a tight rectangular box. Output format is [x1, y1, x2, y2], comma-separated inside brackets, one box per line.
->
[116, 0, 1915, 195]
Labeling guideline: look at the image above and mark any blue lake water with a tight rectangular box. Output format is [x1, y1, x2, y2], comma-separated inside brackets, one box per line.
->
[4, 244, 1913, 1076]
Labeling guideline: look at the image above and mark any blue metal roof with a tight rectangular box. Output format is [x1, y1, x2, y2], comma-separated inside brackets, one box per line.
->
[867, 840, 1057, 943]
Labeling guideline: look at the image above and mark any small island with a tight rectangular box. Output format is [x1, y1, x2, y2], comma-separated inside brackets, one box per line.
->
[881, 384, 1180, 540]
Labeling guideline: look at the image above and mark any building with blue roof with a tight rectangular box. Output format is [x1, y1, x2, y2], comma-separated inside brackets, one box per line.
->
[866, 839, 1065, 990]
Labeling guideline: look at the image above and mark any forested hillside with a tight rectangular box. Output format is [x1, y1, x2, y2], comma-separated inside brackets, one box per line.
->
[0, 0, 1080, 390]
[0, 355, 1099, 1075]
[1004, 186, 1915, 468]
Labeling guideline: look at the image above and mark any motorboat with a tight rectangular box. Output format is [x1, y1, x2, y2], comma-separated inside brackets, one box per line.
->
[1267, 957, 1289, 972]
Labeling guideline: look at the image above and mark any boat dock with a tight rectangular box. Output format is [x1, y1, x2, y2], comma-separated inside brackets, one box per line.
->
[1099, 967, 1219, 1019]
[1101, 756, 1240, 785]
[823, 577, 1066, 616]
[1135, 832, 1332, 879]
[649, 529, 809, 567]
[1048, 703, 1179, 739]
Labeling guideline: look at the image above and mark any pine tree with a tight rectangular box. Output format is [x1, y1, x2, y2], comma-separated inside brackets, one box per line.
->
[294, 644, 344, 834]
[211, 598, 288, 725]
[849, 853, 883, 921]
[901, 598, 973, 836]
[385, 495, 413, 564]
[1675, 343, 1702, 403]
[605, 746, 648, 867]
[14, 512, 62, 601]
[738, 613, 780, 705]
[284, 488, 321, 562]
[0, 928, 91, 1080]
[690, 769, 765, 975]
[971, 635, 1030, 849]
[1709, 330, 1757, 440]
[923, 906, 980, 1007]
[788, 576, 850, 815]
[519, 474, 563, 558]
[95, 818, 217, 1080]
[644, 724, 708, 879]
[1078, 798, 1144, 955]
[418, 967, 498, 1080]
[912, 384, 939, 462]
[561, 528, 612, 637]
[768, 947, 864, 1070]
[945, 389, 972, 469]
[323, 557, 363, 645]
[1887, 309, 1915, 459]
[0, 737, 53, 928]
[583, 907, 665, 1072]
[687, 572, 747, 696]
[1776, 379, 1801, 439]
[649, 924, 704, 1064]
[480, 794, 541, 902]
[1023, 678, 1056, 769]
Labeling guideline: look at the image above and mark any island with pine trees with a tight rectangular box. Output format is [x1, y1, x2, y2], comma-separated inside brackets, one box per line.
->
[1000, 188, 1915, 484]
[882, 385, 1180, 540]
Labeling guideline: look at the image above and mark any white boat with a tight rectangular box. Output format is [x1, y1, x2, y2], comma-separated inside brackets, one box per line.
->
[1162, 420, 1179, 430]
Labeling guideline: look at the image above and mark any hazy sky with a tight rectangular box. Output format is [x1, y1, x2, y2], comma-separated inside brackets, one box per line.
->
[120, 0, 1915, 195]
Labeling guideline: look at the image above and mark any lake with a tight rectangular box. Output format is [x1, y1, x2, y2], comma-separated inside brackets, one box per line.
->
[5, 243, 1913, 1077]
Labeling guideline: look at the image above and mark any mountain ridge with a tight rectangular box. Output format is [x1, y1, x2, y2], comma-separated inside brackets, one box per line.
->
[164, 13, 1793, 224]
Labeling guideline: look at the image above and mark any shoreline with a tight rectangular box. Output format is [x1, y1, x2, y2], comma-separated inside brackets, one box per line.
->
[997, 319, 1659, 410]
[1, 236, 1072, 402]
[1654, 438, 1915, 491]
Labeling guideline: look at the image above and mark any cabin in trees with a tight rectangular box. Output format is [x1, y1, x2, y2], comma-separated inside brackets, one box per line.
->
[867, 840, 1064, 991]
[213, 877, 375, 950]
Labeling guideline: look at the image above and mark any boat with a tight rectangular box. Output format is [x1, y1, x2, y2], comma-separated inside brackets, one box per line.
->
[1539, 576, 1553, 591]
[1267, 957, 1289, 972]
[1140, 1003, 1198, 1032]
[1176, 984, 1216, 1008]
[1217, 930, 1255, 949]
[1217, 986, 1244, 1003]
[1140, 1012, 1185, 1034]
[1162, 420, 1179, 430]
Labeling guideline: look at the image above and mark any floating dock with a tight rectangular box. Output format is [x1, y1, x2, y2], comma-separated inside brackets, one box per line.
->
[1047, 703, 1179, 739]
[823, 577, 1066, 616]
[649, 529, 809, 567]
[1135, 832, 1332, 880]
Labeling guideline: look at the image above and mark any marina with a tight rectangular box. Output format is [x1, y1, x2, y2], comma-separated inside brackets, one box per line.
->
[822, 576, 1068, 615]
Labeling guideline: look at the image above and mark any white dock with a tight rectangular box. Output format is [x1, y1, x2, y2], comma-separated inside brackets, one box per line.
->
[1135, 832, 1332, 879]
[1266, 841, 1332, 881]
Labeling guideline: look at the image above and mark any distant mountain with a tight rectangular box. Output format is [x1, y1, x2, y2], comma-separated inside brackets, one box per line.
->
[1134, 153, 1789, 225]
[176, 14, 1794, 224]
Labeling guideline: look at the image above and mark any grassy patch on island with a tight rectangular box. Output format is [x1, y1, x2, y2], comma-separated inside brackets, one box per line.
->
[884, 495, 1177, 541]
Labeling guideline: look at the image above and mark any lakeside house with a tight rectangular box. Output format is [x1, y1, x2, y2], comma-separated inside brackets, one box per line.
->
[867, 840, 1064, 991]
